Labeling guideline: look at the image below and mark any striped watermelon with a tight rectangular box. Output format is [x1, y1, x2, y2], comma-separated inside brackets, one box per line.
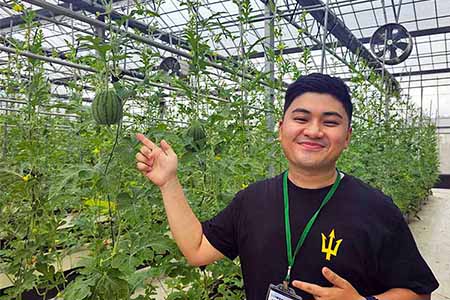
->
[92, 88, 123, 125]
[185, 120, 207, 152]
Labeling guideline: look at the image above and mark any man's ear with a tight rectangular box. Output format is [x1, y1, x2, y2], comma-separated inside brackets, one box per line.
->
[278, 120, 284, 141]
[344, 126, 352, 148]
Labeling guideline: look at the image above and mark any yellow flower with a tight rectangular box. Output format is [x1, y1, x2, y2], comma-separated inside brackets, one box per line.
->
[22, 174, 32, 182]
[241, 183, 248, 189]
[12, 3, 23, 12]
[215, 155, 221, 161]
[92, 147, 100, 155]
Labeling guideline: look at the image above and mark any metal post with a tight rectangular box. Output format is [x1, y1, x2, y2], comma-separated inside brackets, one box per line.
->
[239, 1, 247, 128]
[429, 98, 433, 124]
[420, 86, 423, 124]
[69, 1, 83, 163]
[381, 0, 388, 24]
[407, 71, 411, 125]
[265, 0, 275, 176]
[2, 122, 7, 158]
[436, 78, 440, 125]
[320, 0, 330, 73]
[384, 82, 390, 123]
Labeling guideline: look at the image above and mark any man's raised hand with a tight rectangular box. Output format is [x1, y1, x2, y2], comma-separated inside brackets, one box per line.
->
[292, 267, 363, 300]
[135, 133, 178, 188]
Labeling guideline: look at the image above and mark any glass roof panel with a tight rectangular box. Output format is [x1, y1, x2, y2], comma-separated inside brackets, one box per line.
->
[0, 0, 449, 115]
[439, 17, 450, 27]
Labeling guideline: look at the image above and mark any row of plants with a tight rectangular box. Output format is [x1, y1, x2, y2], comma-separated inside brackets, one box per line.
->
[0, 1, 439, 299]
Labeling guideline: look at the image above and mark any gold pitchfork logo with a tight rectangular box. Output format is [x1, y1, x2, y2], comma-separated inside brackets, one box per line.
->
[321, 229, 343, 261]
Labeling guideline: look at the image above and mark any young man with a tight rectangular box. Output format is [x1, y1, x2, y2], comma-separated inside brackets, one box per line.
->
[136, 73, 439, 300]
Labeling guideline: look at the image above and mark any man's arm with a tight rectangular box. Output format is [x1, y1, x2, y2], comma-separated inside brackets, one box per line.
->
[135, 134, 224, 266]
[159, 177, 224, 266]
[374, 288, 430, 300]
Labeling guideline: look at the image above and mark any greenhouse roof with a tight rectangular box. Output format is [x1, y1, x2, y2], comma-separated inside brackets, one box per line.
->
[0, 0, 449, 116]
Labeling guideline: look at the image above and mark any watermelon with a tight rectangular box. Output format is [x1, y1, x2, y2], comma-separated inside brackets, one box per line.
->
[92, 88, 123, 125]
[185, 120, 207, 152]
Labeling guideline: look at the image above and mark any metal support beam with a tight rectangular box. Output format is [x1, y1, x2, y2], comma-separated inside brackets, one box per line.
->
[258, 2, 386, 93]
[0, 7, 66, 30]
[0, 1, 122, 30]
[246, 26, 450, 59]
[1, 120, 7, 158]
[0, 44, 96, 72]
[59, 0, 190, 50]
[0, 105, 79, 118]
[270, 0, 398, 89]
[264, 0, 275, 176]
[0, 44, 273, 113]
[297, 0, 391, 69]
[20, 0, 189, 56]
[58, 0, 288, 87]
[359, 25, 450, 43]
[320, 0, 330, 73]
[391, 68, 450, 77]
[21, 0, 279, 89]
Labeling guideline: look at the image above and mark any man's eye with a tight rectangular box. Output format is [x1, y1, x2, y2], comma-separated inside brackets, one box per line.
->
[324, 121, 339, 126]
[294, 118, 307, 122]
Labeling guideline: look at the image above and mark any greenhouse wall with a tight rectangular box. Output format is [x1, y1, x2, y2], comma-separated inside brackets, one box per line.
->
[438, 117, 450, 174]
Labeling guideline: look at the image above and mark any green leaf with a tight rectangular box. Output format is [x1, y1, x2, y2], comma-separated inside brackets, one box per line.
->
[63, 276, 94, 300]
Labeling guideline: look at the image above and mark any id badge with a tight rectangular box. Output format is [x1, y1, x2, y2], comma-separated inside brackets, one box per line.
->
[266, 283, 303, 300]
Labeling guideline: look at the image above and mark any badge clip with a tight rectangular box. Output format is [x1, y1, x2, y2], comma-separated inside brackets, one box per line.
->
[266, 284, 303, 300]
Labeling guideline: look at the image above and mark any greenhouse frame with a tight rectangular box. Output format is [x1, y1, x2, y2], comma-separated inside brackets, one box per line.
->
[0, 0, 449, 299]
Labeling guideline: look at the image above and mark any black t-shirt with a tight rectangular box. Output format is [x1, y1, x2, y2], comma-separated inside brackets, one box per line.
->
[202, 172, 439, 300]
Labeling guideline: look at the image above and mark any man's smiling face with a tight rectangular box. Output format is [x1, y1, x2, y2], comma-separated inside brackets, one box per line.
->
[279, 92, 352, 172]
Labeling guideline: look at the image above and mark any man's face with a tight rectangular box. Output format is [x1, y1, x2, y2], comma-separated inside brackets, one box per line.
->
[279, 92, 352, 172]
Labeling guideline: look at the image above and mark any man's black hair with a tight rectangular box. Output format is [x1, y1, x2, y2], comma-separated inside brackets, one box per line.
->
[284, 73, 353, 125]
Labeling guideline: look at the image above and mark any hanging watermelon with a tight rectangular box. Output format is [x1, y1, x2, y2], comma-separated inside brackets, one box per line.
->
[91, 88, 123, 125]
[185, 120, 207, 152]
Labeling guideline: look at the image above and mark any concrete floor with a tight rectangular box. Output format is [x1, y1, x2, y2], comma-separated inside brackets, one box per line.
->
[409, 189, 450, 300]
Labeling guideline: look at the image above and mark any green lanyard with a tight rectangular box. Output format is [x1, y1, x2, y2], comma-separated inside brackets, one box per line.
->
[282, 170, 341, 287]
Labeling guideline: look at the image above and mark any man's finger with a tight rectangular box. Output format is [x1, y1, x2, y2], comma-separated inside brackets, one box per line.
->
[136, 152, 148, 163]
[292, 280, 326, 297]
[160, 139, 175, 156]
[136, 133, 158, 151]
[139, 146, 151, 158]
[136, 162, 150, 172]
[322, 267, 349, 288]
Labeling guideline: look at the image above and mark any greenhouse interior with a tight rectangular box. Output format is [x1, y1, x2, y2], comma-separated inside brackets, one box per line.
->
[0, 0, 449, 299]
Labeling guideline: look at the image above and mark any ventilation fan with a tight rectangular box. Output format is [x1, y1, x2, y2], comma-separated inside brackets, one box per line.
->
[159, 57, 189, 77]
[370, 23, 413, 65]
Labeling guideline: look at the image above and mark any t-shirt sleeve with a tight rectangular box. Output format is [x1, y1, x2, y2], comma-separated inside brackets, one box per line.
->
[376, 216, 439, 295]
[201, 191, 243, 260]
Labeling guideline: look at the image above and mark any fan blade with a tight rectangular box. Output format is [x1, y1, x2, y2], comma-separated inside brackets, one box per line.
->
[395, 42, 409, 51]
[385, 28, 393, 40]
[390, 48, 397, 60]
[392, 30, 408, 41]
[375, 50, 385, 58]
[371, 34, 386, 45]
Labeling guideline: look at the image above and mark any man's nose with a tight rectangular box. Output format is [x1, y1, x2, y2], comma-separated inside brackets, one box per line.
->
[304, 122, 324, 138]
